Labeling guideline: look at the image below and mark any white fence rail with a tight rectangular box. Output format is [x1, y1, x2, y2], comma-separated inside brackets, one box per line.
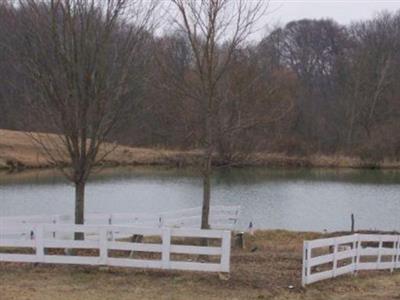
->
[0, 224, 231, 273]
[0, 205, 240, 232]
[303, 234, 400, 286]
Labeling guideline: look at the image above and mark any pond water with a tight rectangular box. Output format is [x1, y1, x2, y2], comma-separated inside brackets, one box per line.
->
[0, 167, 399, 232]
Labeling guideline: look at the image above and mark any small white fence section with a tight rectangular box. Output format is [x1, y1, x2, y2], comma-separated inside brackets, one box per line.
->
[0, 205, 240, 231]
[303, 234, 400, 286]
[0, 224, 231, 273]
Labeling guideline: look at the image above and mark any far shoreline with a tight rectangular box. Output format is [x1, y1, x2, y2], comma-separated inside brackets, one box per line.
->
[2, 152, 400, 173]
[1, 129, 400, 173]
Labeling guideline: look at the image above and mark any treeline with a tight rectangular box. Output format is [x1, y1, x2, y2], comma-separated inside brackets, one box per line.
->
[1, 4, 399, 162]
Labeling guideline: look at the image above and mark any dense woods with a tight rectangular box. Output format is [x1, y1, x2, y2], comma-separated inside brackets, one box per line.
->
[1, 2, 400, 164]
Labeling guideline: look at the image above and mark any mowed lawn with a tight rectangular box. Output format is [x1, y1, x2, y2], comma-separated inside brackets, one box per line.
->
[1, 230, 400, 300]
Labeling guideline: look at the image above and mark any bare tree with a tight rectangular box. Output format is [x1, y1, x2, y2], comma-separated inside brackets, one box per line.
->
[167, 0, 268, 229]
[266, 19, 350, 152]
[347, 13, 397, 143]
[8, 0, 157, 239]
[214, 47, 296, 163]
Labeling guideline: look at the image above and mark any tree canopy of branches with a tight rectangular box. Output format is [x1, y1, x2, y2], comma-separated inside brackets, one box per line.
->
[1, 4, 400, 191]
[163, 0, 270, 229]
[4, 0, 157, 238]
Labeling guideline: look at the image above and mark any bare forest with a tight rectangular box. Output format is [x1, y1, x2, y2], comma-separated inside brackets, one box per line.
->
[1, 3, 399, 165]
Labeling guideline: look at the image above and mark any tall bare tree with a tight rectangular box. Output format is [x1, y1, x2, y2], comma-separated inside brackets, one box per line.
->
[168, 0, 268, 229]
[8, 0, 157, 238]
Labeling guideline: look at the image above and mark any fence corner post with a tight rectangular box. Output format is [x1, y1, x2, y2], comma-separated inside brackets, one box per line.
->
[161, 228, 171, 269]
[221, 231, 231, 273]
[302, 241, 309, 287]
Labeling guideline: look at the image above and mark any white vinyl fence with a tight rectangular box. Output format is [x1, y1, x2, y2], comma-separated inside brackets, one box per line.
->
[303, 234, 400, 286]
[0, 223, 231, 273]
[0, 205, 240, 231]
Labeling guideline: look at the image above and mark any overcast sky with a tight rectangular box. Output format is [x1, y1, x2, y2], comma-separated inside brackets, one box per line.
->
[254, 0, 400, 39]
[160, 1, 400, 41]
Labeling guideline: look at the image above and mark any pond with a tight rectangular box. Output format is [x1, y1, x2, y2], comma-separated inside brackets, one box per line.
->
[0, 166, 399, 232]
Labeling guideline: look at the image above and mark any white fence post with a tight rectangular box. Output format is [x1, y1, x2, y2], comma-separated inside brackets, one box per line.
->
[99, 227, 108, 265]
[396, 236, 400, 270]
[377, 236, 383, 269]
[162, 228, 171, 269]
[356, 234, 362, 274]
[352, 234, 358, 275]
[307, 241, 311, 286]
[221, 231, 231, 273]
[391, 237, 397, 272]
[332, 238, 338, 278]
[51, 216, 57, 239]
[35, 224, 44, 262]
[108, 216, 114, 241]
[302, 241, 309, 287]
[159, 215, 165, 228]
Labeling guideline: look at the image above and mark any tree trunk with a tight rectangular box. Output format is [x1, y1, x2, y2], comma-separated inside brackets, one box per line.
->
[74, 181, 85, 240]
[201, 153, 212, 230]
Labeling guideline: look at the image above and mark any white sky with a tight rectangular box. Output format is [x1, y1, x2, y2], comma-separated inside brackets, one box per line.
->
[254, 0, 400, 39]
[159, 1, 400, 41]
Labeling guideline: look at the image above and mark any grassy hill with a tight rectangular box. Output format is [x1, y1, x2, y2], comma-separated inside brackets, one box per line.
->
[0, 129, 201, 170]
[1, 129, 399, 171]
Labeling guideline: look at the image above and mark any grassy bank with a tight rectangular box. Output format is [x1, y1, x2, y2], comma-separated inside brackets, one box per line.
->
[1, 129, 399, 171]
[0, 129, 202, 170]
[1, 230, 400, 300]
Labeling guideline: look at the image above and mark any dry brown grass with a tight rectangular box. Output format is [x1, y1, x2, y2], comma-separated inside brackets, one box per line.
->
[0, 129, 201, 170]
[1, 129, 400, 170]
[0, 129, 50, 168]
[1, 230, 400, 300]
[251, 153, 400, 169]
